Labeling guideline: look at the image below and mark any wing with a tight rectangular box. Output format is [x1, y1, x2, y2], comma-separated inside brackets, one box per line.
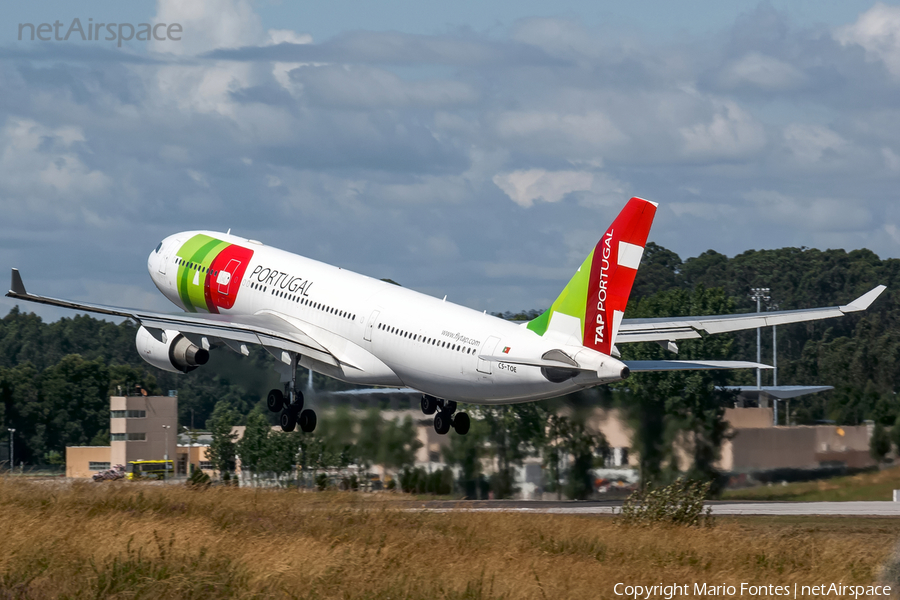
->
[6, 268, 348, 368]
[617, 285, 886, 344]
[624, 360, 771, 372]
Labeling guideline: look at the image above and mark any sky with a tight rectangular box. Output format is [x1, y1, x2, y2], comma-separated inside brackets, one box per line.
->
[1, 0, 900, 323]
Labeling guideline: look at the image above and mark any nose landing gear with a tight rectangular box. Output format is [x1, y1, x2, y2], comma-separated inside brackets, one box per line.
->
[422, 395, 469, 435]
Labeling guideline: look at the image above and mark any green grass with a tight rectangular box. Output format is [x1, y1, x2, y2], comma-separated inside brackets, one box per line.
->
[723, 465, 900, 501]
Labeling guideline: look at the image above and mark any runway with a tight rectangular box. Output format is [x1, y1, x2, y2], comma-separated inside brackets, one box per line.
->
[404, 500, 900, 516]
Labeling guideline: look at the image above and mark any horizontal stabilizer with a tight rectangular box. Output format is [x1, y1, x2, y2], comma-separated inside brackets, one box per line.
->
[723, 385, 833, 399]
[624, 360, 772, 372]
[325, 387, 421, 395]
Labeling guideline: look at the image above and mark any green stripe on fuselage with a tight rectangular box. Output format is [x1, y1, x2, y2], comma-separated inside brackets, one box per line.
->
[175, 234, 229, 312]
[526, 248, 594, 338]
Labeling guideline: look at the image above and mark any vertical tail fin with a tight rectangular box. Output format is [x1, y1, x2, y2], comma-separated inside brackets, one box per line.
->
[527, 197, 657, 355]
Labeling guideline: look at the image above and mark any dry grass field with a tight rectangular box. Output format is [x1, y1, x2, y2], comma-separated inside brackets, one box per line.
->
[1, 478, 899, 599]
[723, 466, 900, 502]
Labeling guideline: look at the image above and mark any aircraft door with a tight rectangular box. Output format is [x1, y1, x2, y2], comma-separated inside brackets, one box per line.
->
[217, 259, 240, 295]
[364, 310, 380, 342]
[477, 336, 501, 374]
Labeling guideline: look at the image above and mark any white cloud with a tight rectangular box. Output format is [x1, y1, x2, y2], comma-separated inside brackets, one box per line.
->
[187, 169, 210, 187]
[296, 65, 479, 108]
[511, 17, 599, 59]
[423, 234, 460, 259]
[669, 202, 739, 221]
[744, 190, 872, 232]
[267, 29, 314, 95]
[783, 124, 847, 164]
[883, 147, 900, 172]
[679, 101, 766, 159]
[493, 169, 595, 208]
[0, 118, 111, 218]
[718, 53, 806, 90]
[266, 175, 282, 188]
[836, 2, 900, 77]
[493, 110, 627, 155]
[267, 30, 313, 46]
[885, 223, 900, 244]
[149, 63, 256, 117]
[150, 0, 265, 55]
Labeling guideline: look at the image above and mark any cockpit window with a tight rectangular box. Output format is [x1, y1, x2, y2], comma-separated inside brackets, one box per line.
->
[155, 242, 163, 253]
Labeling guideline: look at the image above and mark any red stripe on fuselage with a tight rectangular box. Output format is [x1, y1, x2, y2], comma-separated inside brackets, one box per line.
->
[204, 244, 255, 313]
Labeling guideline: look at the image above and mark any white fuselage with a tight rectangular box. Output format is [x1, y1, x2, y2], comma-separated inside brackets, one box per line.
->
[147, 231, 626, 405]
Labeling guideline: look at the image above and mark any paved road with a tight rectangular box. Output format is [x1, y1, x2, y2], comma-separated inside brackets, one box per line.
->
[403, 499, 900, 516]
[708, 501, 900, 516]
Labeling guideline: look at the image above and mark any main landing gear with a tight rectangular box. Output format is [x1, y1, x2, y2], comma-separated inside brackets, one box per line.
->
[267, 354, 316, 433]
[421, 395, 469, 435]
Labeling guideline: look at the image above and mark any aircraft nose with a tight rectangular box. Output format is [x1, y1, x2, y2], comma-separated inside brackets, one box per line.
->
[147, 238, 166, 281]
[147, 250, 158, 280]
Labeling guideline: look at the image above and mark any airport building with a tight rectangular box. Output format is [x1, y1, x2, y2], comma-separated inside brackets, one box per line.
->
[64, 391, 875, 496]
[65, 394, 213, 479]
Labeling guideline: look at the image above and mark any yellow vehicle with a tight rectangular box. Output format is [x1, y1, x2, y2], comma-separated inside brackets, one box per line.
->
[126, 460, 174, 480]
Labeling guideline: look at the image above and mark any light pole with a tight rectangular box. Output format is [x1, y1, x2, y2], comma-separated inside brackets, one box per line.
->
[749, 288, 771, 391]
[7, 428, 14, 475]
[767, 301, 780, 426]
[162, 425, 171, 483]
[183, 425, 192, 478]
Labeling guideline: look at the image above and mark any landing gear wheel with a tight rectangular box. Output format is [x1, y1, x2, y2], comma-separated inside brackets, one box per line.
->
[299, 409, 317, 433]
[280, 409, 296, 432]
[267, 389, 284, 412]
[288, 391, 304, 415]
[453, 412, 470, 435]
[421, 395, 437, 415]
[434, 411, 451, 435]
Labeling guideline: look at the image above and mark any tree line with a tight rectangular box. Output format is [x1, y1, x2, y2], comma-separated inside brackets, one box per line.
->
[203, 398, 610, 499]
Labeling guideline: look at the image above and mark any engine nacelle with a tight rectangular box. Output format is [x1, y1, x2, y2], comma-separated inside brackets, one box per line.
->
[135, 326, 209, 373]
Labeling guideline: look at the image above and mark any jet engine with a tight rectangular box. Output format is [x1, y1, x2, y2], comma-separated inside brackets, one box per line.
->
[135, 326, 209, 373]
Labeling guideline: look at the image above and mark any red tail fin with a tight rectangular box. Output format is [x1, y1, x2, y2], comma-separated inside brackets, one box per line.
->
[583, 197, 657, 355]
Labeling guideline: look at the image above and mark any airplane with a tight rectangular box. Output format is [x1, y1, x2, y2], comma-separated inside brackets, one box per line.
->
[6, 197, 886, 436]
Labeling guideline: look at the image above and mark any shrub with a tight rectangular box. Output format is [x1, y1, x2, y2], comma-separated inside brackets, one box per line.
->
[187, 469, 211, 488]
[870, 422, 891, 462]
[399, 467, 423, 493]
[428, 467, 453, 495]
[619, 478, 714, 527]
